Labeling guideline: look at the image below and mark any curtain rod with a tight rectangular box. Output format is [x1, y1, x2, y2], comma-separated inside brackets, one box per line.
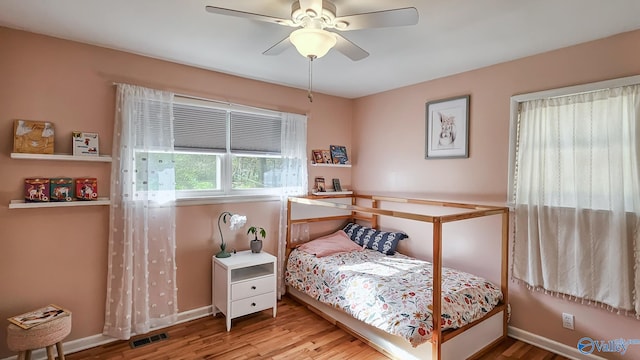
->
[511, 74, 640, 102]
[112, 81, 243, 108]
[112, 82, 306, 117]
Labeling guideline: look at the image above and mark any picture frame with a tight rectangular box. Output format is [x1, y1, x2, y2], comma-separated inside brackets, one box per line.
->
[425, 95, 470, 159]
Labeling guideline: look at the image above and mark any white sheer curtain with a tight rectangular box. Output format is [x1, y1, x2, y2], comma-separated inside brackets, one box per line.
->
[512, 84, 640, 314]
[277, 112, 308, 297]
[104, 84, 178, 339]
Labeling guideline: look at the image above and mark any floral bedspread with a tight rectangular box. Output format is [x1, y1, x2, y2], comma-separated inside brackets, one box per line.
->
[285, 249, 502, 347]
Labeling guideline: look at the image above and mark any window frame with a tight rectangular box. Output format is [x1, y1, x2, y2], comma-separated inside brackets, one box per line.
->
[172, 96, 285, 202]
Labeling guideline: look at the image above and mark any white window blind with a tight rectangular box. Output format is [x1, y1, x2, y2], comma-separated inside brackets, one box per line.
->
[173, 102, 226, 152]
[231, 111, 281, 154]
[173, 99, 282, 154]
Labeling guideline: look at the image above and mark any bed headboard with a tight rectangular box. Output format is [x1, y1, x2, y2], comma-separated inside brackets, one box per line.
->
[289, 196, 353, 221]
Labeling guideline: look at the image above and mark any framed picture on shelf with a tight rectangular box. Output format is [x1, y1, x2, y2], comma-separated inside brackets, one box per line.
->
[329, 145, 349, 164]
[332, 178, 342, 192]
[425, 95, 470, 159]
[321, 150, 332, 164]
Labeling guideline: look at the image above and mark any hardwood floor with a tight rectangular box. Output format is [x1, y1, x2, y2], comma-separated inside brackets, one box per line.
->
[475, 337, 569, 360]
[67, 296, 567, 360]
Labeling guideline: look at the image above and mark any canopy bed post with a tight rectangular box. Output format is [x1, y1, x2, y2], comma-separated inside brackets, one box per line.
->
[431, 218, 443, 360]
[501, 210, 510, 335]
[371, 198, 379, 228]
[286, 199, 292, 258]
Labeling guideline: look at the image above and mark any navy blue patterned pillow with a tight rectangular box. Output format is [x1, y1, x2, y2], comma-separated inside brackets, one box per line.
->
[343, 222, 408, 255]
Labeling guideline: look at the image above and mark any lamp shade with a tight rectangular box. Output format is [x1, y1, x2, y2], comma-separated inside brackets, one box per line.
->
[289, 28, 337, 58]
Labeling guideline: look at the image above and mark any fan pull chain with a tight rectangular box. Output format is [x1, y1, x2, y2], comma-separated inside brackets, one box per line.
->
[307, 55, 316, 102]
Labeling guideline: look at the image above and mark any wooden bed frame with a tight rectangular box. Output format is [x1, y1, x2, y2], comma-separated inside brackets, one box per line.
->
[285, 194, 510, 360]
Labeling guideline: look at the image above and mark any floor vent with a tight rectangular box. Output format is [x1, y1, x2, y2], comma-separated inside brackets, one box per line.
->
[129, 332, 169, 349]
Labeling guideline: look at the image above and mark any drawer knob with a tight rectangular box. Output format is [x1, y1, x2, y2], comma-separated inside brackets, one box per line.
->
[251, 302, 256, 307]
[251, 286, 257, 290]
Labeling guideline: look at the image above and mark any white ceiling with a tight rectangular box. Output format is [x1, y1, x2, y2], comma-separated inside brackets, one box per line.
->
[1, 0, 639, 98]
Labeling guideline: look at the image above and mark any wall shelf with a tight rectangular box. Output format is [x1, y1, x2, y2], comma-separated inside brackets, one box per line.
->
[10, 152, 112, 162]
[9, 198, 111, 209]
[310, 162, 351, 168]
[311, 191, 353, 196]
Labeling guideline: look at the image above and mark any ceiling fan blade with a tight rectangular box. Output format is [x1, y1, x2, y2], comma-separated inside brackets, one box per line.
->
[263, 36, 292, 56]
[298, 0, 323, 18]
[333, 33, 369, 61]
[335, 7, 418, 31]
[205, 6, 293, 26]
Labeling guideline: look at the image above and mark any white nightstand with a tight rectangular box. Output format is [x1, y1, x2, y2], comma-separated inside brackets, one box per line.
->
[212, 250, 277, 331]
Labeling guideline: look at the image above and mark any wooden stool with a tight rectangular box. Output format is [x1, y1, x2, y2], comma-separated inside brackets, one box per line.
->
[7, 314, 71, 360]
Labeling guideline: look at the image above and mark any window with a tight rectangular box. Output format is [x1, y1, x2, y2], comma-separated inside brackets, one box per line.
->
[512, 93, 637, 211]
[509, 76, 640, 314]
[172, 97, 285, 198]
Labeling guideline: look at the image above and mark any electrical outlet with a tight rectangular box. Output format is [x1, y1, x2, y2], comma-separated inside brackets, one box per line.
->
[562, 312, 574, 330]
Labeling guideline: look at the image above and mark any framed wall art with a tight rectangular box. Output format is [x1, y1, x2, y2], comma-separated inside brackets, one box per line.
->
[425, 95, 470, 159]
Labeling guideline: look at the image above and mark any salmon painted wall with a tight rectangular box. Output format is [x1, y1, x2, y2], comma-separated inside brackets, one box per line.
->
[352, 29, 640, 358]
[0, 27, 352, 358]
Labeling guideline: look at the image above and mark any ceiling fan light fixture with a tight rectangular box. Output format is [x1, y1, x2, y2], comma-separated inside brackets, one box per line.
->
[289, 28, 337, 58]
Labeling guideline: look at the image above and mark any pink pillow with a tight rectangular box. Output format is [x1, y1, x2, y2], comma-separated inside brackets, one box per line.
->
[297, 230, 363, 257]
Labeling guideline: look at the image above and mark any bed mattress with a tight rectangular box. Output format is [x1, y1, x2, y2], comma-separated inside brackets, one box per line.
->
[285, 248, 502, 347]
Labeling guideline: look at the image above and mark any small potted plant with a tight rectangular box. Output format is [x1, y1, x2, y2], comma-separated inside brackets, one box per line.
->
[247, 226, 266, 253]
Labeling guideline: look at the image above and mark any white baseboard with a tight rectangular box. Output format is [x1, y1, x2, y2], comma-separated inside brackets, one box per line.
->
[174, 305, 214, 325]
[1, 305, 213, 360]
[508, 326, 606, 360]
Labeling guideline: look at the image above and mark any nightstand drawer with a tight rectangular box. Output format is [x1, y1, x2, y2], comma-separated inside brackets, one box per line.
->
[231, 292, 275, 318]
[231, 276, 274, 301]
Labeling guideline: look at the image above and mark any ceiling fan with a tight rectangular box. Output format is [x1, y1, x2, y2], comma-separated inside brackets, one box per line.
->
[205, 0, 419, 61]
